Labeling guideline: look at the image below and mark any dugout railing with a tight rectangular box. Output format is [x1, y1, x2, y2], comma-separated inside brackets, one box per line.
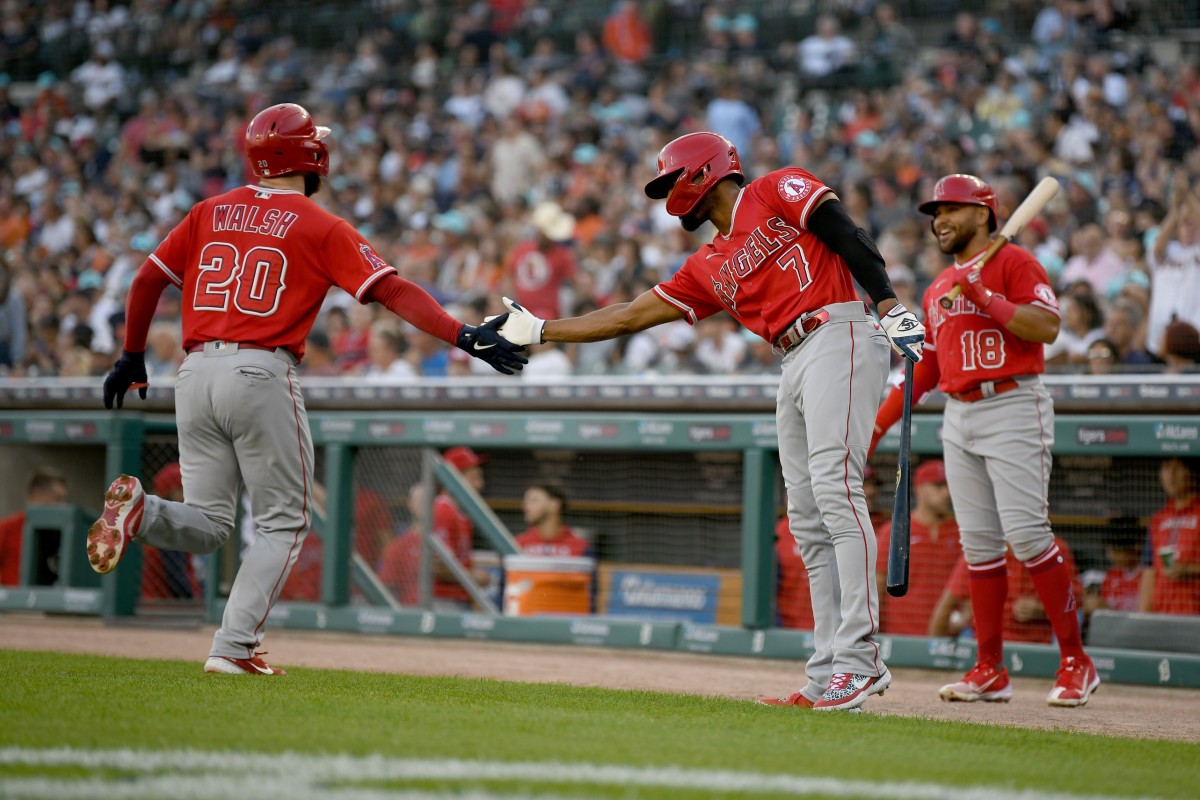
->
[1, 408, 1198, 690]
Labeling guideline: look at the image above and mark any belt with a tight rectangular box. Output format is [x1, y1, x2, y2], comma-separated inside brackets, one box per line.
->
[774, 310, 832, 353]
[185, 341, 277, 355]
[949, 377, 1022, 403]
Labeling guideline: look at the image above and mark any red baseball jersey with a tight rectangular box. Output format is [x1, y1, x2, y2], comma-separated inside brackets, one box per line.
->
[1148, 496, 1200, 615]
[378, 529, 421, 606]
[515, 526, 590, 557]
[0, 511, 25, 586]
[875, 517, 961, 636]
[946, 538, 1080, 644]
[921, 244, 1059, 394]
[1100, 566, 1145, 612]
[774, 518, 816, 630]
[507, 239, 576, 321]
[433, 493, 474, 601]
[653, 169, 860, 343]
[149, 184, 397, 359]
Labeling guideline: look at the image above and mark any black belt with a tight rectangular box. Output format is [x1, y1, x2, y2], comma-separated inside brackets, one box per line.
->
[774, 310, 832, 353]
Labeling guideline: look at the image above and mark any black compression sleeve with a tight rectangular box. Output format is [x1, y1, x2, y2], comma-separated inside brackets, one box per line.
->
[807, 199, 897, 306]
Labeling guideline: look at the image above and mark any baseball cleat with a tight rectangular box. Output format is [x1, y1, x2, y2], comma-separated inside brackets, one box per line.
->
[86, 474, 144, 574]
[813, 668, 891, 711]
[939, 662, 1013, 702]
[204, 653, 287, 676]
[1047, 656, 1100, 707]
[758, 690, 816, 708]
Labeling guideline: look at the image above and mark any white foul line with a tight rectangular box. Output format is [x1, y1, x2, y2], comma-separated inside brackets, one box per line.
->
[0, 747, 1167, 800]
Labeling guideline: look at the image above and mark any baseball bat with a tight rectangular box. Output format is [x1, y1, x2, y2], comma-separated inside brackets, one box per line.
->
[886, 357, 914, 598]
[938, 176, 1060, 309]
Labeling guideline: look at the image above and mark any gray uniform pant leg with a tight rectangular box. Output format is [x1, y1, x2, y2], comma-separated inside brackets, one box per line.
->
[942, 384, 1056, 565]
[777, 313, 891, 680]
[153, 348, 314, 660]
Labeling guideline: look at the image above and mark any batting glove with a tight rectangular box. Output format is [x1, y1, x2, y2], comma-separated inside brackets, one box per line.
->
[955, 268, 993, 309]
[456, 313, 529, 375]
[103, 349, 149, 409]
[488, 297, 545, 347]
[881, 303, 925, 363]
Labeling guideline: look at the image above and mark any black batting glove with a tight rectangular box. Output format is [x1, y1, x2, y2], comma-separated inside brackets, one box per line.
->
[455, 313, 529, 375]
[103, 349, 149, 409]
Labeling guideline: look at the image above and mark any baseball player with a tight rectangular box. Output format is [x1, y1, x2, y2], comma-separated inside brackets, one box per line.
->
[870, 174, 1100, 707]
[494, 132, 926, 711]
[86, 103, 527, 676]
[515, 483, 590, 557]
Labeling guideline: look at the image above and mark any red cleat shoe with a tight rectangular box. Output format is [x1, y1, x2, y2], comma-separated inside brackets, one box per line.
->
[86, 475, 144, 574]
[939, 662, 1013, 703]
[813, 668, 891, 711]
[204, 652, 287, 676]
[757, 691, 815, 708]
[1047, 656, 1100, 707]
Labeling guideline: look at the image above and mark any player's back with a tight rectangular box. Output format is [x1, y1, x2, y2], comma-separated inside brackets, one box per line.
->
[156, 185, 348, 358]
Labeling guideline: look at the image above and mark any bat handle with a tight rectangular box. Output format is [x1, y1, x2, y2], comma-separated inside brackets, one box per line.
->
[938, 285, 962, 309]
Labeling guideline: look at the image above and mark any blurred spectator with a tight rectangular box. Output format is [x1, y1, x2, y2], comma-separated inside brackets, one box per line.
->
[1147, 176, 1200, 356]
[514, 483, 589, 557]
[691, 313, 746, 374]
[70, 39, 126, 112]
[1082, 516, 1147, 614]
[301, 331, 340, 377]
[362, 321, 415, 382]
[1161, 318, 1200, 373]
[1140, 457, 1200, 615]
[140, 462, 200, 601]
[1103, 299, 1154, 366]
[144, 321, 182, 378]
[601, 1, 651, 66]
[0, 466, 68, 586]
[798, 14, 857, 82]
[1085, 336, 1120, 374]
[705, 81, 761, 171]
[1046, 292, 1105, 367]
[506, 201, 576, 321]
[931, 537, 1082, 644]
[1060, 224, 1125, 296]
[0, 269, 28, 371]
[875, 460, 960, 636]
[522, 341, 572, 379]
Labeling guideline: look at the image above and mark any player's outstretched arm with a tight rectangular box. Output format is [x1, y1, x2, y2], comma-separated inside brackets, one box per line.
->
[497, 290, 684, 345]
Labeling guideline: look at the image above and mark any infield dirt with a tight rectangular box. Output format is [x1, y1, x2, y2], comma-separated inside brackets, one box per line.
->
[3, 613, 1196, 743]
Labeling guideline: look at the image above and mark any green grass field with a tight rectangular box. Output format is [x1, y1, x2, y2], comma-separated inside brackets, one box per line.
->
[0, 649, 1193, 799]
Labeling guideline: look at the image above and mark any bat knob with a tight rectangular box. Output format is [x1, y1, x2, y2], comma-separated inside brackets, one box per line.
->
[886, 585, 908, 598]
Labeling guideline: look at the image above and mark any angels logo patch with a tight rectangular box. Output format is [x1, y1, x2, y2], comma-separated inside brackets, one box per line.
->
[359, 243, 391, 271]
[1034, 283, 1059, 308]
[777, 175, 811, 203]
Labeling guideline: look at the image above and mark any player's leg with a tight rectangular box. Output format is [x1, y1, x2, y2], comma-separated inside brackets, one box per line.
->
[973, 386, 1097, 705]
[87, 356, 239, 574]
[209, 351, 313, 664]
[797, 317, 890, 689]
[940, 400, 1012, 702]
[775, 377, 835, 705]
[140, 356, 242, 552]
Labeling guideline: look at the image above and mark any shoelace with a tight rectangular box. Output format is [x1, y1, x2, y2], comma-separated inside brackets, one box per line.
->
[827, 673, 852, 692]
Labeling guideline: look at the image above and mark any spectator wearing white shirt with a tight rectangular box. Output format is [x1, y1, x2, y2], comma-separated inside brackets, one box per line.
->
[70, 39, 126, 111]
[1060, 224, 1125, 297]
[797, 15, 856, 81]
[363, 322, 417, 382]
[1148, 178, 1200, 356]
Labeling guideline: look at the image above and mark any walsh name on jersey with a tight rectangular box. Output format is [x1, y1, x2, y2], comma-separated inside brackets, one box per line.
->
[212, 204, 300, 238]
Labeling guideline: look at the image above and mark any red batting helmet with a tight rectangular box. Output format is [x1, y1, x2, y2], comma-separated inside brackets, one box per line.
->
[919, 174, 998, 231]
[644, 132, 744, 218]
[245, 103, 331, 179]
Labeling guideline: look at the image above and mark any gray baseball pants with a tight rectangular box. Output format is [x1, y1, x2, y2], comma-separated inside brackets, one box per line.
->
[135, 343, 313, 659]
[775, 302, 890, 700]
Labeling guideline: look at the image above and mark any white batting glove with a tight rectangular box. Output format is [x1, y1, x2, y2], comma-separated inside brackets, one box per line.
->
[487, 297, 545, 346]
[881, 303, 925, 363]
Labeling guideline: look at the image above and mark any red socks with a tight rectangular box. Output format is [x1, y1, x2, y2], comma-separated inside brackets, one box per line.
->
[967, 556, 1008, 668]
[1025, 543, 1086, 660]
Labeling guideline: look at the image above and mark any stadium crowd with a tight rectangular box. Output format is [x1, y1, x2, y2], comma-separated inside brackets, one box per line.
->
[2, 0, 1200, 381]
